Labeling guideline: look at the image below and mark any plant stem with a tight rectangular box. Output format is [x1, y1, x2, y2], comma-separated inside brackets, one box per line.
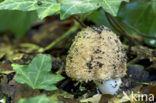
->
[40, 22, 80, 52]
[123, 22, 156, 40]
[105, 12, 137, 45]
[105, 13, 121, 33]
[72, 16, 87, 28]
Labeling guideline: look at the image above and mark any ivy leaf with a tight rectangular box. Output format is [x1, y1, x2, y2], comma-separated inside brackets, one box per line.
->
[100, 0, 129, 16]
[0, 10, 37, 37]
[18, 95, 54, 103]
[60, 0, 100, 20]
[0, 0, 128, 20]
[0, 0, 60, 19]
[60, 0, 129, 20]
[0, 0, 3, 3]
[118, 0, 156, 47]
[86, 9, 111, 27]
[12, 54, 64, 91]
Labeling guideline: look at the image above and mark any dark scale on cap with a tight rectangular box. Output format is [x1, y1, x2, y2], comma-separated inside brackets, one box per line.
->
[82, 32, 89, 38]
[86, 56, 94, 70]
[99, 35, 103, 39]
[74, 48, 78, 52]
[108, 36, 112, 39]
[91, 56, 94, 61]
[96, 62, 104, 68]
[91, 26, 104, 34]
[102, 52, 105, 54]
[117, 54, 120, 58]
[116, 49, 120, 53]
[113, 64, 117, 69]
[121, 48, 126, 53]
[86, 62, 93, 71]
[115, 39, 118, 43]
[94, 48, 102, 54]
[96, 56, 103, 59]
[121, 58, 125, 63]
[68, 55, 73, 62]
[117, 54, 120, 61]
[123, 56, 127, 62]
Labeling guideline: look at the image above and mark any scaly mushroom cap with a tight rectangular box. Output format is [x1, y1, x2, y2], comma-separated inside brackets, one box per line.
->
[66, 26, 127, 81]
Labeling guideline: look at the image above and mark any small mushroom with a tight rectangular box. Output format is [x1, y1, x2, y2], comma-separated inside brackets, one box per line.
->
[65, 26, 127, 95]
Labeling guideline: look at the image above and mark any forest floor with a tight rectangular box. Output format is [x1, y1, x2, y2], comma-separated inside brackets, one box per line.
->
[0, 16, 156, 103]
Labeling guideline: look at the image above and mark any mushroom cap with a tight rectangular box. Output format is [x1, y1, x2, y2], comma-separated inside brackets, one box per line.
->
[65, 26, 127, 81]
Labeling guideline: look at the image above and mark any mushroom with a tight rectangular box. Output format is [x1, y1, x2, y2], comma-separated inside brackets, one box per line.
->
[65, 26, 127, 95]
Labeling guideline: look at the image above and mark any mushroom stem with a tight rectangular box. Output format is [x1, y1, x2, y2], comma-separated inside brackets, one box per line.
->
[95, 78, 122, 95]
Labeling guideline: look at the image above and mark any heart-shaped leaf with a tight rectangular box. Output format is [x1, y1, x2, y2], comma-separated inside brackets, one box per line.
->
[12, 54, 64, 91]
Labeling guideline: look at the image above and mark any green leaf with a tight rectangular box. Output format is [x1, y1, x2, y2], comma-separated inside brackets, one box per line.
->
[60, 0, 100, 20]
[86, 9, 111, 27]
[0, 0, 60, 19]
[100, 0, 129, 16]
[0, 0, 128, 20]
[0, 10, 37, 37]
[18, 95, 53, 103]
[118, 0, 156, 47]
[60, 0, 129, 20]
[0, 0, 4, 3]
[12, 54, 64, 91]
